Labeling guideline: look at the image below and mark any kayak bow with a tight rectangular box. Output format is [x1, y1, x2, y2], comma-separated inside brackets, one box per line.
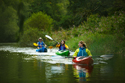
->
[56, 50, 70, 56]
[72, 56, 93, 65]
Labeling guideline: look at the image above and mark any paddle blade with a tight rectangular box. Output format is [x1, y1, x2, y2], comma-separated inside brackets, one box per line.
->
[56, 44, 60, 47]
[49, 46, 53, 49]
[45, 35, 53, 40]
[33, 43, 38, 46]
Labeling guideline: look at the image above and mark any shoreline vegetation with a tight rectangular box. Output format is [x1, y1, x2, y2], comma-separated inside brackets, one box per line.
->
[0, 0, 125, 56]
[50, 12, 125, 55]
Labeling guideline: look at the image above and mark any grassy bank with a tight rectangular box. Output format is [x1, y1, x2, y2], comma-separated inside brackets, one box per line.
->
[50, 12, 125, 56]
[51, 32, 124, 56]
[66, 33, 125, 56]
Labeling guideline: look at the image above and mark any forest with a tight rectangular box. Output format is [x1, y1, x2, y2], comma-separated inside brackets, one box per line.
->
[0, 0, 125, 55]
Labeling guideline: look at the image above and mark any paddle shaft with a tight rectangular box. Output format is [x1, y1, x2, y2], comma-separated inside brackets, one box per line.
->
[53, 39, 58, 43]
[45, 35, 72, 51]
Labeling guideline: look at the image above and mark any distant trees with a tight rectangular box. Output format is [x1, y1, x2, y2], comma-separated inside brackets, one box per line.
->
[66, 0, 125, 27]
[0, 0, 124, 43]
[0, 0, 19, 42]
[0, 0, 30, 42]
[30, 0, 69, 29]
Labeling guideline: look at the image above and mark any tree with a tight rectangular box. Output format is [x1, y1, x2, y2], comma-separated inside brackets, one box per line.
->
[30, 0, 69, 29]
[66, 0, 125, 27]
[24, 11, 53, 32]
[0, 1, 19, 42]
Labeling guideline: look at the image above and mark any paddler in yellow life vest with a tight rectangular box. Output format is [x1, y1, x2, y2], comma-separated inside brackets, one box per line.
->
[56, 40, 69, 51]
[73, 41, 92, 57]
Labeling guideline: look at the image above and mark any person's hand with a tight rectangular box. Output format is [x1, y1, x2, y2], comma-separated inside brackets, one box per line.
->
[45, 45, 47, 48]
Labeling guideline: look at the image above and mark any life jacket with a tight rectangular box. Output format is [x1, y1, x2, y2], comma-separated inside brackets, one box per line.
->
[59, 45, 66, 51]
[37, 41, 44, 48]
[77, 47, 88, 57]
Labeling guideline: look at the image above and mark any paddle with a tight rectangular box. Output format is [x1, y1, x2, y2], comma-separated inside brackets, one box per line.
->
[45, 35, 58, 43]
[65, 55, 113, 59]
[33, 43, 38, 46]
[45, 35, 72, 51]
[33, 43, 53, 49]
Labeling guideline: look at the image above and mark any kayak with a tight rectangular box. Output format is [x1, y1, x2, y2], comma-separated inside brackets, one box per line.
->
[36, 47, 47, 52]
[72, 56, 93, 65]
[55, 50, 70, 56]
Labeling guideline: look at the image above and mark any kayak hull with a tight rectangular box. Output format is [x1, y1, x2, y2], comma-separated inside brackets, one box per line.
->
[56, 50, 70, 56]
[36, 47, 47, 52]
[72, 56, 93, 65]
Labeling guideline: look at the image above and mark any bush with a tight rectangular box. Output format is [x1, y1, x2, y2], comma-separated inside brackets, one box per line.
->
[19, 11, 54, 46]
[19, 28, 53, 46]
[24, 11, 53, 32]
[84, 11, 125, 36]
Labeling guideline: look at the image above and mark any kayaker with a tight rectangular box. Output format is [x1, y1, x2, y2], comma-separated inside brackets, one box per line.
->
[73, 41, 92, 57]
[37, 37, 47, 49]
[56, 40, 69, 51]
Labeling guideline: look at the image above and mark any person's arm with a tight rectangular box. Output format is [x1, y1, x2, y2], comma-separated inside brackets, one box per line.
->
[73, 49, 79, 57]
[65, 44, 69, 49]
[43, 42, 47, 48]
[86, 49, 92, 57]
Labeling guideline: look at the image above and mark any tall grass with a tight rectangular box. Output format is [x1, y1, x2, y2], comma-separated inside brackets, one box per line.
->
[51, 12, 125, 56]
[66, 33, 118, 55]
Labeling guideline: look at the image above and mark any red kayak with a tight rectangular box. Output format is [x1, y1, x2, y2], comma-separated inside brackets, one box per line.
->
[72, 56, 93, 65]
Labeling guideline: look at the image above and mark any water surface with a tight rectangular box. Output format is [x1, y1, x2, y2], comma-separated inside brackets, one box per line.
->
[0, 43, 125, 83]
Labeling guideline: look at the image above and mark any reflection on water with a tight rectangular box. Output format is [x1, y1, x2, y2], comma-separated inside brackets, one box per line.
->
[73, 64, 93, 82]
[0, 44, 125, 82]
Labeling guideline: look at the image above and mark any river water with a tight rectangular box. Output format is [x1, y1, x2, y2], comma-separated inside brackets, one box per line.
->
[0, 43, 125, 83]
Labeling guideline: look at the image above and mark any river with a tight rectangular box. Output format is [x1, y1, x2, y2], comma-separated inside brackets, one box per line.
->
[0, 43, 125, 83]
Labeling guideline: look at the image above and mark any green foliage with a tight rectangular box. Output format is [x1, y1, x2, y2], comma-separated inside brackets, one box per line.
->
[66, 0, 125, 28]
[30, 0, 69, 29]
[66, 33, 118, 55]
[51, 12, 125, 55]
[19, 28, 42, 46]
[0, 0, 32, 42]
[24, 11, 53, 32]
[0, 5, 19, 42]
[84, 11, 125, 39]
[19, 11, 53, 46]
[19, 28, 53, 46]
[19, 27, 55, 47]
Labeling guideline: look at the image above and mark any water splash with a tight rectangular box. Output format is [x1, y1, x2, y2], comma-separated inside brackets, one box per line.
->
[0, 45, 113, 65]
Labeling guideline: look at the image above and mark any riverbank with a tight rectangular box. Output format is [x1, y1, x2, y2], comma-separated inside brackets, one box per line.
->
[50, 12, 125, 56]
[67, 33, 125, 55]
[51, 32, 124, 56]
[18, 12, 125, 56]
